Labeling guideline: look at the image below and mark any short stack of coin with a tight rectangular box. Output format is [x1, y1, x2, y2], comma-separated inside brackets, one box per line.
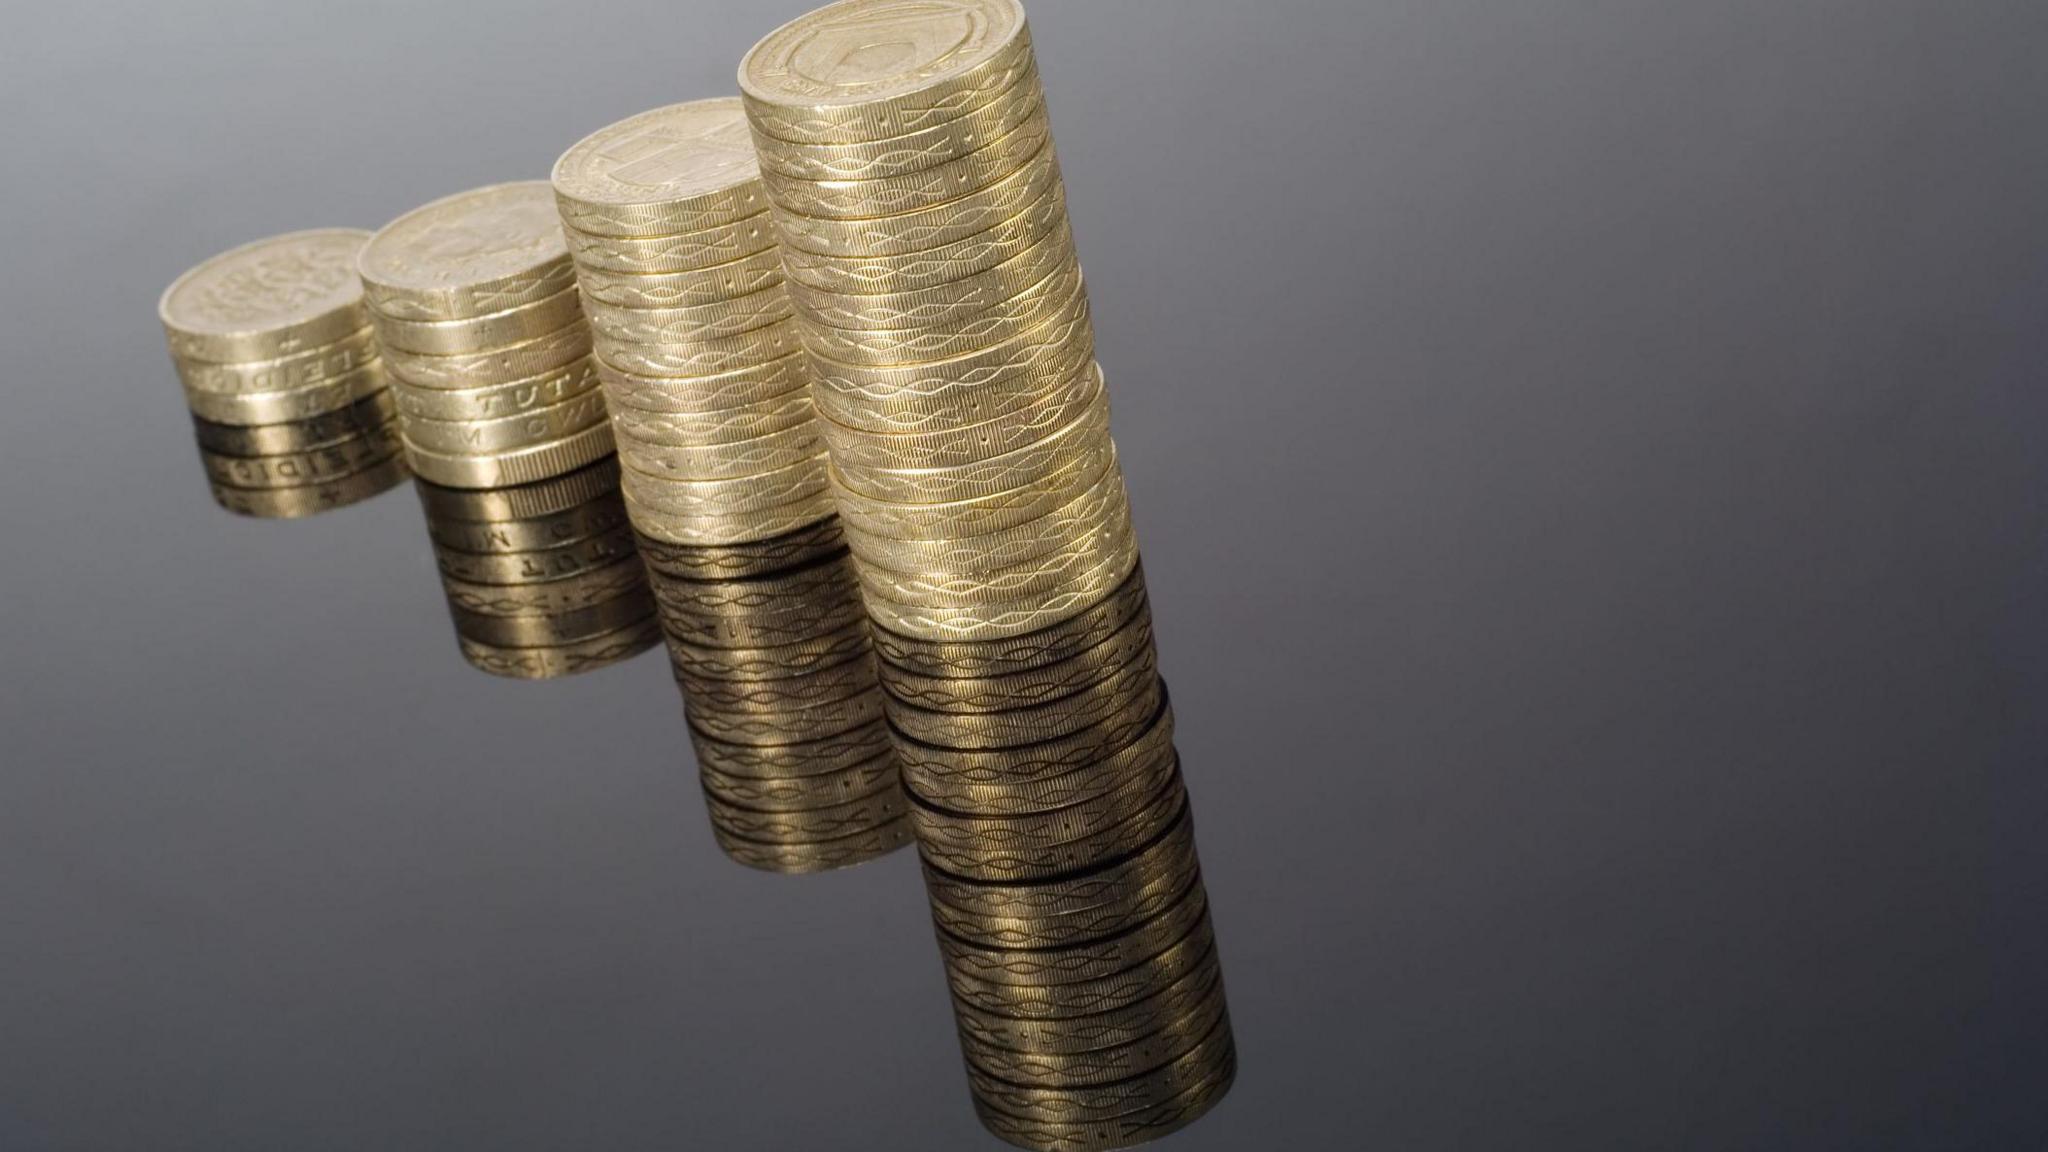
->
[415, 458, 660, 679]
[359, 183, 615, 490]
[742, 2, 1232, 1147]
[551, 99, 835, 552]
[640, 520, 911, 874]
[160, 229, 408, 518]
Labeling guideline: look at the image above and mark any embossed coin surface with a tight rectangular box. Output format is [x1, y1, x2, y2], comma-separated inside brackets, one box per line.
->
[358, 183, 573, 321]
[159, 229, 371, 362]
[552, 99, 766, 233]
[741, 0, 1026, 125]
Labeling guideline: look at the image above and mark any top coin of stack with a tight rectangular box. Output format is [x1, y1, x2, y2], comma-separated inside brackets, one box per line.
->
[358, 183, 614, 490]
[552, 100, 835, 548]
[741, 4, 1233, 1148]
[160, 230, 408, 516]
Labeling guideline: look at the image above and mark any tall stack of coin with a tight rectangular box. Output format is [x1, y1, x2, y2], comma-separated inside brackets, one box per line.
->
[640, 522, 910, 873]
[741, 3, 1232, 1147]
[551, 99, 833, 550]
[359, 183, 615, 490]
[160, 230, 408, 518]
[414, 458, 661, 679]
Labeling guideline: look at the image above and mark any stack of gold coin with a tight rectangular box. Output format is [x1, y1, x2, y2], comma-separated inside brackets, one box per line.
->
[160, 230, 408, 518]
[414, 458, 661, 679]
[359, 183, 615, 490]
[640, 521, 910, 874]
[551, 99, 835, 550]
[742, 3, 1231, 1147]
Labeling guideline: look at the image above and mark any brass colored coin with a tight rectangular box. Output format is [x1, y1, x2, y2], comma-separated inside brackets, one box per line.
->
[182, 356, 389, 427]
[574, 247, 785, 311]
[450, 586, 658, 648]
[758, 103, 1051, 221]
[787, 218, 1074, 332]
[392, 355, 602, 424]
[965, 1018, 1233, 1126]
[857, 499, 1134, 613]
[711, 814, 912, 874]
[402, 420, 617, 489]
[620, 450, 829, 517]
[595, 316, 803, 379]
[458, 616, 661, 680]
[383, 319, 593, 391]
[358, 182, 574, 321]
[432, 524, 638, 586]
[946, 894, 1211, 1019]
[439, 556, 648, 618]
[665, 615, 871, 684]
[941, 885, 1208, 990]
[830, 374, 1107, 504]
[656, 580, 865, 652]
[648, 549, 860, 618]
[676, 648, 877, 716]
[847, 457, 1124, 582]
[917, 764, 1183, 885]
[191, 390, 397, 457]
[552, 98, 766, 238]
[371, 284, 583, 356]
[819, 358, 1095, 473]
[705, 778, 906, 843]
[628, 493, 839, 548]
[689, 716, 894, 780]
[199, 420, 402, 489]
[807, 276, 1091, 432]
[698, 748, 898, 813]
[687, 683, 886, 747]
[891, 674, 1165, 788]
[175, 326, 380, 397]
[596, 349, 809, 415]
[901, 680, 1171, 817]
[951, 938, 1222, 1055]
[619, 422, 822, 483]
[740, 0, 1032, 145]
[635, 518, 845, 582]
[583, 282, 794, 346]
[771, 139, 1062, 258]
[424, 488, 628, 554]
[971, 1056, 1234, 1152]
[883, 605, 1150, 717]
[800, 255, 1079, 366]
[873, 561, 1147, 679]
[779, 173, 1063, 295]
[924, 795, 1196, 940]
[610, 389, 815, 450]
[750, 63, 1043, 183]
[160, 229, 371, 363]
[962, 982, 1227, 1090]
[832, 432, 1112, 542]
[208, 453, 408, 520]
[563, 211, 777, 275]
[864, 538, 1140, 642]
[413, 456, 621, 523]
[399, 386, 608, 456]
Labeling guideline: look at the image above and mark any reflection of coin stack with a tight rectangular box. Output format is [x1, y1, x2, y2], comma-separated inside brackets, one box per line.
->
[640, 522, 911, 874]
[414, 458, 661, 679]
[742, 2, 1232, 1146]
[160, 230, 408, 519]
[551, 99, 833, 549]
[358, 183, 614, 490]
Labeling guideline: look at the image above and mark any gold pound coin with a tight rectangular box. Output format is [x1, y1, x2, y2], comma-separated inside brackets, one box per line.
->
[786, 217, 1075, 333]
[609, 389, 815, 450]
[771, 140, 1062, 258]
[711, 814, 912, 874]
[705, 779, 906, 843]
[817, 358, 1096, 472]
[778, 174, 1063, 296]
[562, 211, 778, 275]
[199, 419, 402, 489]
[175, 326, 380, 398]
[383, 319, 593, 391]
[594, 316, 803, 379]
[371, 284, 583, 356]
[190, 390, 399, 457]
[757, 103, 1051, 221]
[799, 255, 1079, 366]
[635, 517, 846, 582]
[881, 602, 1152, 719]
[413, 456, 621, 523]
[964, 1017, 1233, 1126]
[573, 247, 785, 311]
[617, 422, 823, 483]
[872, 560, 1148, 679]
[829, 375, 1108, 504]
[425, 489, 628, 554]
[740, 0, 1033, 145]
[939, 883, 1207, 991]
[552, 98, 768, 238]
[582, 282, 794, 345]
[970, 1060, 1235, 1152]
[181, 358, 389, 427]
[432, 524, 639, 586]
[861, 534, 1139, 642]
[399, 386, 608, 456]
[750, 63, 1043, 183]
[699, 749, 899, 814]
[392, 355, 602, 424]
[620, 451, 830, 517]
[450, 587, 658, 648]
[831, 435, 1114, 543]
[160, 229, 371, 363]
[595, 349, 809, 415]
[628, 492, 840, 548]
[401, 420, 617, 489]
[358, 182, 574, 321]
[459, 616, 662, 680]
[439, 556, 647, 617]
[209, 453, 408, 519]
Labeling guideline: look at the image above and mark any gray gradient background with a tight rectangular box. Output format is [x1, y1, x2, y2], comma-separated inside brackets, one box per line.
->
[1, 1, 2043, 1148]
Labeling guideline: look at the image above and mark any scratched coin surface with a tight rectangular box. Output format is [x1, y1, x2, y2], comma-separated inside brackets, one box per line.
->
[159, 229, 371, 362]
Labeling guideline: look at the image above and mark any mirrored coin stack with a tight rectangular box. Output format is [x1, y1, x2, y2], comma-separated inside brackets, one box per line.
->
[414, 458, 661, 679]
[551, 99, 834, 551]
[359, 183, 615, 490]
[742, 2, 1232, 1146]
[160, 230, 408, 518]
[639, 521, 911, 873]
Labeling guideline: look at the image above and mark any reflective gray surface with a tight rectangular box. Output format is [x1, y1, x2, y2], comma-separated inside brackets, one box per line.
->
[2, 1, 2043, 1148]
